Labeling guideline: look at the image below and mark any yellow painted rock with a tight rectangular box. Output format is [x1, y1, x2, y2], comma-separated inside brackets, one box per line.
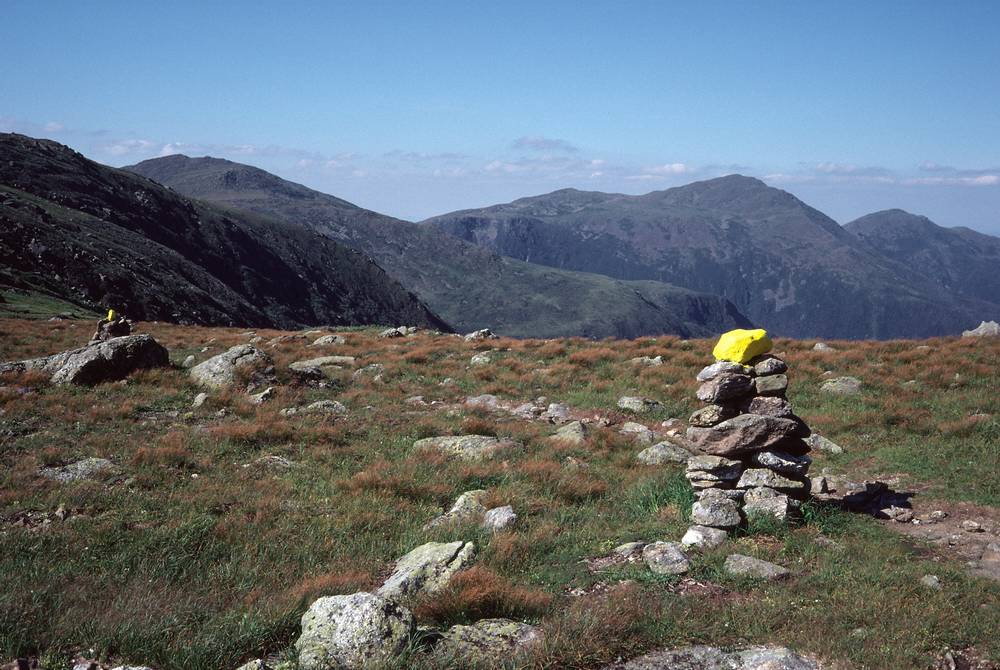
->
[712, 328, 772, 364]
[107, 308, 117, 321]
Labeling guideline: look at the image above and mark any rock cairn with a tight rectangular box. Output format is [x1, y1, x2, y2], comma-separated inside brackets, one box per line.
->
[684, 340, 813, 535]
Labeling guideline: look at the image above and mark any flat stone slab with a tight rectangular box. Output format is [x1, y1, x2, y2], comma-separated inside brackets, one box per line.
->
[724, 554, 790, 580]
[686, 414, 800, 457]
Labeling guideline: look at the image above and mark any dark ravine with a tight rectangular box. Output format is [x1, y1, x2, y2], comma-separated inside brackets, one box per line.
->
[126, 154, 751, 338]
[423, 177, 1000, 338]
[0, 133, 448, 331]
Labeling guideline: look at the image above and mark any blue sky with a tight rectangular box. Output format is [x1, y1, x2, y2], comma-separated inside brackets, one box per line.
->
[3, 1, 999, 231]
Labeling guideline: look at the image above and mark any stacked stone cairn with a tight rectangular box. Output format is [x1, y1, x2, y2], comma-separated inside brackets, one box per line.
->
[683, 338, 813, 538]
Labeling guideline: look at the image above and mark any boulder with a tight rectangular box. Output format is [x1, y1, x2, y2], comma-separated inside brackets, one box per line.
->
[483, 505, 517, 532]
[642, 541, 690, 575]
[469, 352, 492, 366]
[696, 360, 750, 382]
[680, 525, 728, 550]
[618, 396, 662, 413]
[551, 421, 588, 445]
[311, 334, 346, 346]
[636, 441, 692, 465]
[686, 414, 800, 457]
[723, 554, 790, 580]
[376, 540, 475, 600]
[620, 421, 655, 444]
[690, 497, 741, 529]
[190, 345, 271, 389]
[432, 619, 541, 666]
[962, 321, 1000, 338]
[696, 374, 754, 403]
[813, 342, 834, 351]
[295, 592, 414, 670]
[820, 376, 862, 396]
[413, 435, 520, 461]
[0, 334, 169, 385]
[712, 328, 773, 364]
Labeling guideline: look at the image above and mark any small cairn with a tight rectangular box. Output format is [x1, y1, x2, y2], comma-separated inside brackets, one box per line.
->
[683, 329, 812, 538]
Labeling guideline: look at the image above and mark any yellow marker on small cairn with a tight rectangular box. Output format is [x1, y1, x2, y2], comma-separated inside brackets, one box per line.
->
[711, 328, 773, 364]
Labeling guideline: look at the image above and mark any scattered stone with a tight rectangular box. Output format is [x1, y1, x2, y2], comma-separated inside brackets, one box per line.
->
[483, 505, 517, 532]
[413, 435, 520, 461]
[464, 328, 498, 341]
[0, 334, 169, 385]
[181, 354, 196, 368]
[425, 490, 487, 529]
[630, 355, 664, 367]
[686, 414, 800, 457]
[551, 420, 588, 445]
[465, 394, 502, 410]
[295, 592, 414, 670]
[920, 574, 943, 590]
[614, 541, 648, 558]
[805, 434, 844, 454]
[39, 457, 117, 483]
[610, 645, 818, 670]
[820, 376, 862, 396]
[690, 497, 741, 529]
[432, 619, 541, 666]
[620, 421, 655, 444]
[880, 505, 913, 522]
[642, 541, 690, 575]
[637, 440, 692, 465]
[543, 403, 571, 423]
[280, 399, 348, 417]
[696, 374, 754, 403]
[469, 352, 492, 366]
[192, 392, 208, 408]
[376, 540, 475, 600]
[190, 345, 272, 389]
[680, 525, 728, 550]
[249, 387, 276, 404]
[696, 360, 750, 382]
[618, 396, 662, 413]
[290, 356, 356, 377]
[962, 320, 1000, 338]
[753, 374, 788, 396]
[813, 342, 834, 351]
[723, 554, 790, 580]
[352, 363, 385, 380]
[962, 520, 985, 533]
[311, 334, 346, 346]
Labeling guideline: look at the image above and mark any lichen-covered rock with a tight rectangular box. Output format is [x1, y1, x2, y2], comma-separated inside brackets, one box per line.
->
[680, 525, 728, 550]
[752, 451, 812, 476]
[0, 334, 169, 385]
[688, 403, 740, 427]
[424, 490, 487, 529]
[806, 434, 844, 454]
[723, 554, 790, 580]
[617, 396, 662, 413]
[686, 414, 800, 457]
[696, 374, 754, 403]
[551, 421, 588, 445]
[743, 395, 795, 418]
[413, 435, 520, 461]
[190, 345, 271, 389]
[737, 468, 807, 492]
[610, 644, 818, 670]
[753, 373, 788, 396]
[432, 618, 541, 666]
[464, 328, 498, 341]
[376, 541, 475, 600]
[685, 455, 743, 487]
[637, 441, 692, 465]
[743, 487, 792, 521]
[482, 506, 517, 532]
[295, 592, 414, 670]
[690, 497, 741, 529]
[820, 376, 862, 396]
[642, 541, 690, 575]
[280, 400, 347, 417]
[311, 334, 346, 346]
[620, 421, 656, 444]
[39, 457, 117, 483]
[750, 355, 788, 376]
[469, 352, 492, 366]
[963, 320, 1000, 337]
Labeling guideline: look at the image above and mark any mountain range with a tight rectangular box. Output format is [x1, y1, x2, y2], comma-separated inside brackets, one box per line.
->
[3, 132, 997, 339]
[424, 178, 1000, 338]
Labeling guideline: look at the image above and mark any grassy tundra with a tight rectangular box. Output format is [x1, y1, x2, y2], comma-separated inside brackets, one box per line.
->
[1, 318, 998, 669]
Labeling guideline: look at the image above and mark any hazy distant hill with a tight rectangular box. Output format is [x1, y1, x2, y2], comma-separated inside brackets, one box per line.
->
[0, 133, 447, 330]
[846, 209, 1000, 309]
[423, 176, 997, 338]
[127, 155, 750, 338]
